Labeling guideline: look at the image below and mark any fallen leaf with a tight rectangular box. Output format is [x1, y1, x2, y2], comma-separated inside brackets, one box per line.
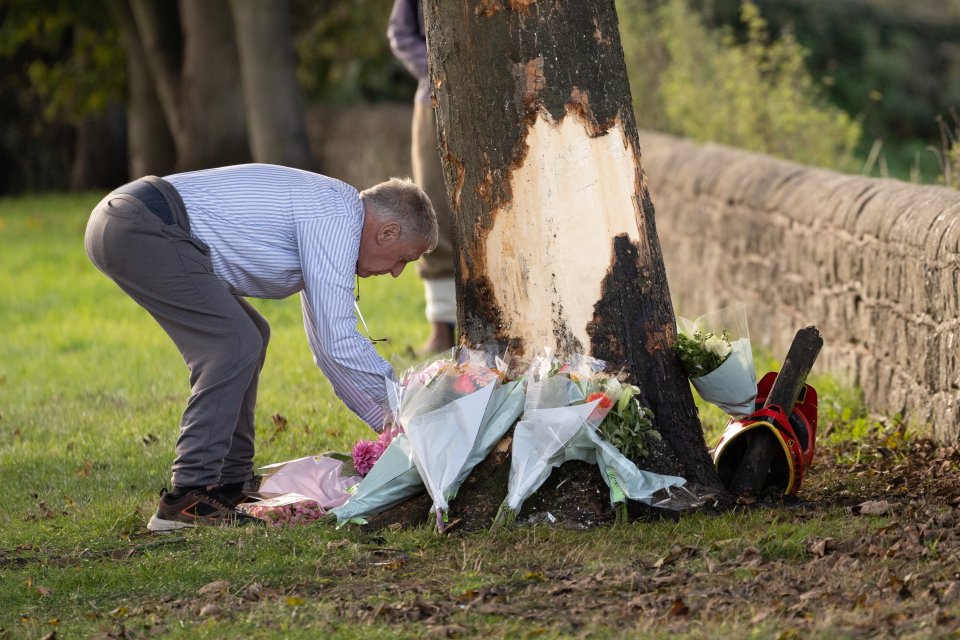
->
[197, 580, 230, 596]
[654, 544, 696, 569]
[854, 500, 893, 516]
[286, 596, 305, 607]
[751, 610, 769, 624]
[454, 589, 480, 604]
[941, 581, 960, 603]
[240, 582, 266, 601]
[326, 539, 351, 550]
[667, 596, 689, 616]
[110, 548, 136, 560]
[808, 538, 835, 557]
[427, 624, 467, 638]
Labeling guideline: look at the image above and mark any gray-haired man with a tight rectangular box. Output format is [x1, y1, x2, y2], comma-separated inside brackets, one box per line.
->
[84, 164, 438, 532]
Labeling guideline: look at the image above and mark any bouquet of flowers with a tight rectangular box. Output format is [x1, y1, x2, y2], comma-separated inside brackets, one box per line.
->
[493, 352, 692, 530]
[493, 353, 601, 528]
[255, 454, 360, 508]
[330, 347, 525, 530]
[239, 454, 362, 526]
[352, 424, 402, 477]
[450, 371, 526, 499]
[578, 369, 660, 461]
[400, 347, 521, 531]
[675, 303, 757, 416]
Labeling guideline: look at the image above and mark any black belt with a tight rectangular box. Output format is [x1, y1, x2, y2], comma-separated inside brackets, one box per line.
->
[112, 179, 175, 225]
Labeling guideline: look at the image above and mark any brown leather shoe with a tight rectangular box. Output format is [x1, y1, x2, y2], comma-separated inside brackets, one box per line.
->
[421, 322, 456, 355]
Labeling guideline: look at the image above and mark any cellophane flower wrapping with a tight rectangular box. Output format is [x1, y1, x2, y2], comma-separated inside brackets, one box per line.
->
[450, 375, 526, 498]
[495, 353, 699, 529]
[241, 493, 326, 527]
[329, 348, 523, 528]
[255, 455, 360, 509]
[570, 358, 660, 461]
[560, 424, 696, 514]
[676, 303, 757, 416]
[500, 352, 603, 517]
[399, 347, 510, 530]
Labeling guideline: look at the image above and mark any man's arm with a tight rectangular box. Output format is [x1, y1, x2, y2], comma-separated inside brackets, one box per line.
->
[387, 0, 427, 82]
[297, 216, 394, 432]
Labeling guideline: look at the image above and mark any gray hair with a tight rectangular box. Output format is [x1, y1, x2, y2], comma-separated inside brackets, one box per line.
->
[360, 177, 439, 251]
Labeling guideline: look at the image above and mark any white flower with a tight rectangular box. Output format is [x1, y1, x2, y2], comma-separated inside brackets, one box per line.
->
[704, 334, 732, 359]
[604, 377, 624, 402]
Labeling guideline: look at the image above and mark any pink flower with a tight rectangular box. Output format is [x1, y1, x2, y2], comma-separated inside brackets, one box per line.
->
[353, 438, 386, 477]
[452, 372, 478, 395]
[377, 424, 401, 448]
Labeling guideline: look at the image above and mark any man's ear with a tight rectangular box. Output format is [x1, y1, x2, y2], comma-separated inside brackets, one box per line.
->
[376, 221, 401, 244]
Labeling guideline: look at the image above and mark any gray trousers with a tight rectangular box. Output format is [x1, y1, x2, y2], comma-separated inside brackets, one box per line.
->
[84, 176, 267, 488]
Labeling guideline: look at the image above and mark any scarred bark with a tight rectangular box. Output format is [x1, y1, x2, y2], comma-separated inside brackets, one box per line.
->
[422, 0, 723, 493]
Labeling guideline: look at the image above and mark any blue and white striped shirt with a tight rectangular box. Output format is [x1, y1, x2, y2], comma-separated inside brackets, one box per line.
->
[165, 164, 392, 430]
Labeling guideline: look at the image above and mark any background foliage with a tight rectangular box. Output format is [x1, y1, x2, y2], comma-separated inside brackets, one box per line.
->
[699, 0, 960, 181]
[620, 0, 861, 172]
[0, 0, 957, 191]
[293, 0, 413, 105]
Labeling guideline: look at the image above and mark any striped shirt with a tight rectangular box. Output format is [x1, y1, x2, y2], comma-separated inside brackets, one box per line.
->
[164, 164, 392, 431]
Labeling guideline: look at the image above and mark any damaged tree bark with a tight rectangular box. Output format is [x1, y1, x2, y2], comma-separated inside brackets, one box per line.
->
[377, 0, 727, 529]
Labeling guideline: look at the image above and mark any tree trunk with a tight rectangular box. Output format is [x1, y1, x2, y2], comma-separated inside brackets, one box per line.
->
[127, 0, 184, 149]
[127, 0, 249, 171]
[177, 0, 249, 170]
[69, 101, 129, 190]
[108, 0, 176, 178]
[423, 1, 722, 492]
[230, 0, 316, 170]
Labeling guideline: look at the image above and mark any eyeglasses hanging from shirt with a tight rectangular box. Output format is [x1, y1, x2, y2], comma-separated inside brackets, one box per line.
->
[354, 275, 388, 345]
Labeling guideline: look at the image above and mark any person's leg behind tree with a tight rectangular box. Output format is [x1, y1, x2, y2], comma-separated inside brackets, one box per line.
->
[412, 100, 456, 353]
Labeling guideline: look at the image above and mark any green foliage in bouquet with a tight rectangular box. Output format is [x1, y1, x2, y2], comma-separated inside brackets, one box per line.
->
[674, 330, 734, 378]
[596, 385, 661, 461]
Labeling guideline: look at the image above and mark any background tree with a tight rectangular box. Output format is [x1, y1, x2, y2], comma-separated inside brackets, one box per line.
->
[423, 0, 723, 497]
[107, 0, 175, 177]
[124, 0, 249, 172]
[231, 0, 315, 170]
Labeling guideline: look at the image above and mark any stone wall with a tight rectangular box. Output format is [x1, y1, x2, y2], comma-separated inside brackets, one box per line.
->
[307, 103, 413, 187]
[306, 104, 960, 439]
[641, 131, 960, 439]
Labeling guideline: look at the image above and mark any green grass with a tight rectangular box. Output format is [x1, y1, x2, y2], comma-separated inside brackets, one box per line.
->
[0, 193, 911, 639]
